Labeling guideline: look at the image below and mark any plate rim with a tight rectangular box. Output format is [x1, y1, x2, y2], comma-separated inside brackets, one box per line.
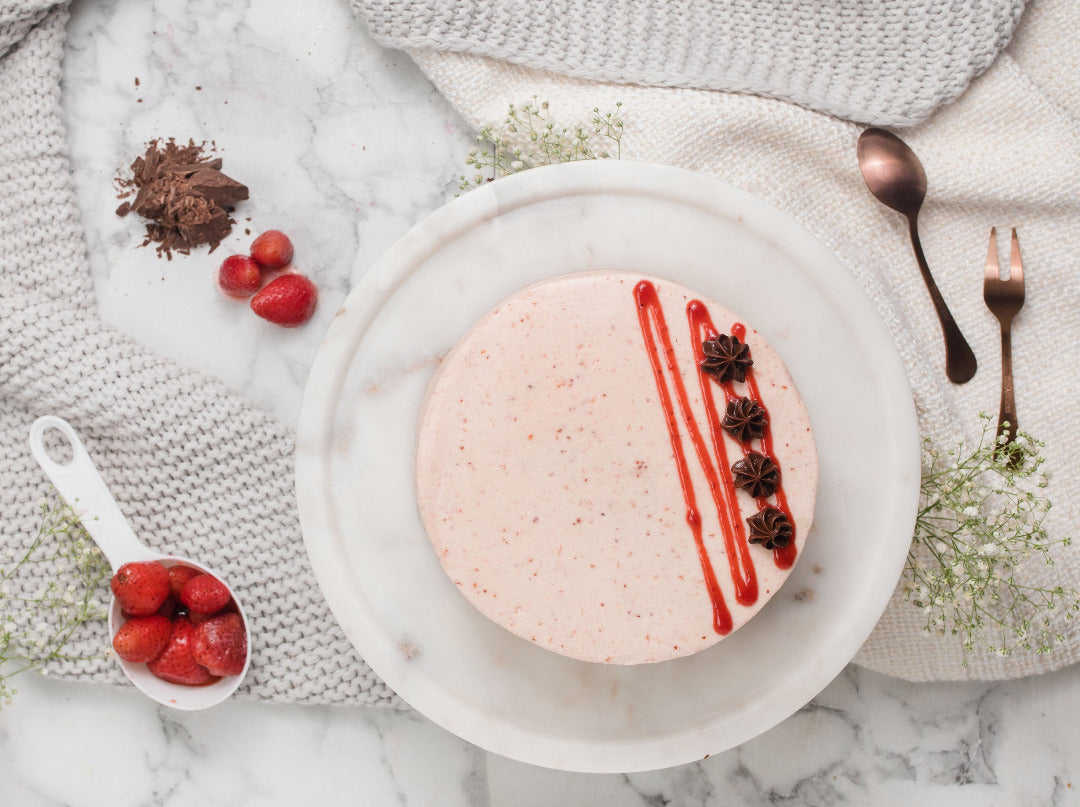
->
[295, 160, 920, 772]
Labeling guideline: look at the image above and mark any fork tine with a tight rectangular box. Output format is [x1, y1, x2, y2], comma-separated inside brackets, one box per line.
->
[1010, 228, 1024, 285]
[985, 226, 999, 283]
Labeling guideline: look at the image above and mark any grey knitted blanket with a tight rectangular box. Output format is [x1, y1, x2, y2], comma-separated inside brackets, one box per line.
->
[0, 3, 398, 707]
[357, 0, 1025, 126]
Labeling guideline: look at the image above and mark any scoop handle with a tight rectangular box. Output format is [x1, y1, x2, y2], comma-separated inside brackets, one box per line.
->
[29, 416, 158, 570]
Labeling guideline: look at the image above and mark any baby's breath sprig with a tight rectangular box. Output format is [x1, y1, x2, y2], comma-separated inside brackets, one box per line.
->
[906, 415, 1077, 658]
[459, 99, 624, 191]
[0, 497, 111, 706]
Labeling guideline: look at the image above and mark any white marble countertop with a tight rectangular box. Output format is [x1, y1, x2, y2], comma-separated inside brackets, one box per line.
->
[3, 0, 1080, 803]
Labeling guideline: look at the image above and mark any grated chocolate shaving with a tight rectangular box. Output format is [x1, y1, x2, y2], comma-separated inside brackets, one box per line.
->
[115, 139, 248, 259]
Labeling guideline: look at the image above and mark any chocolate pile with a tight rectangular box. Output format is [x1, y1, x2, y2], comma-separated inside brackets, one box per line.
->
[116, 140, 248, 259]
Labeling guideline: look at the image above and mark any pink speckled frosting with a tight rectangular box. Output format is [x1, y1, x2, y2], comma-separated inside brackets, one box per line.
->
[416, 272, 818, 664]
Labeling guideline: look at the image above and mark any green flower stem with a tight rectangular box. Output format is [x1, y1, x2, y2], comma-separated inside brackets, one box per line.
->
[0, 498, 111, 705]
[907, 414, 1076, 658]
[459, 99, 624, 191]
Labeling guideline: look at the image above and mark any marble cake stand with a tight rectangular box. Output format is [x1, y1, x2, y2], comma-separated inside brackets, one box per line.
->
[295, 161, 919, 772]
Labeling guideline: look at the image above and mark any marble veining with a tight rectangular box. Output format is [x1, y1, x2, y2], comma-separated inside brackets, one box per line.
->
[1, 0, 1077, 803]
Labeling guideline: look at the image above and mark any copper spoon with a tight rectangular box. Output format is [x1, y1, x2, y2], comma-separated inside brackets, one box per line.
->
[857, 128, 977, 384]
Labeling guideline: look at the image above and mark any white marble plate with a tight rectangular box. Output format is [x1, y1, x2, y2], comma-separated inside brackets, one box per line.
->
[295, 161, 920, 772]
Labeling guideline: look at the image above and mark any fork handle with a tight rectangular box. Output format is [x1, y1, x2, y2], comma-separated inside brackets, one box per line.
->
[997, 324, 1017, 444]
[907, 217, 977, 384]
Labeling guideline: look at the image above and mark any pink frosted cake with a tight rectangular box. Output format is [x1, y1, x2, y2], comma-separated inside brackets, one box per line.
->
[415, 272, 818, 664]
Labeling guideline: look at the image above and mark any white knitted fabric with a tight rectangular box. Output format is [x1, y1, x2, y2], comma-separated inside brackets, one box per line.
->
[363, 0, 1080, 681]
[356, 0, 1025, 126]
[0, 3, 400, 707]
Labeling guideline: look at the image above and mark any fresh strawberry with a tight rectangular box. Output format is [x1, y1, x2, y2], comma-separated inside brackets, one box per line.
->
[147, 618, 218, 686]
[110, 561, 170, 616]
[180, 574, 231, 615]
[250, 274, 317, 327]
[156, 595, 177, 620]
[167, 565, 201, 598]
[112, 614, 172, 663]
[218, 255, 263, 297]
[193, 613, 247, 676]
[250, 230, 293, 270]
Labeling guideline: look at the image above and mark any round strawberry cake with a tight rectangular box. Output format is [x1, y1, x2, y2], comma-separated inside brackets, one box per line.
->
[415, 272, 818, 664]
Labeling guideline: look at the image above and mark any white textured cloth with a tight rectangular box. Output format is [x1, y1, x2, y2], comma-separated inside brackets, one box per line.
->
[0, 3, 400, 707]
[357, 0, 1025, 126]
[363, 0, 1080, 680]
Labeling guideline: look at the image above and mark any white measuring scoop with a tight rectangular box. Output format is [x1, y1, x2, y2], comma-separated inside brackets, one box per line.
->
[28, 415, 250, 710]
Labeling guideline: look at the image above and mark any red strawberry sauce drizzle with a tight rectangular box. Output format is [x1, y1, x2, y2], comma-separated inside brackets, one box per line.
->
[634, 281, 801, 634]
[729, 323, 798, 570]
[685, 301, 760, 598]
[634, 281, 757, 635]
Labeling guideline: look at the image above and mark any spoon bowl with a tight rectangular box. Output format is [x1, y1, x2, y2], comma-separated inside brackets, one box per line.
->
[29, 415, 250, 710]
[856, 128, 928, 217]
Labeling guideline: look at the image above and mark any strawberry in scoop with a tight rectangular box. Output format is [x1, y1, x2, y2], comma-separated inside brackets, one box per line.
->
[250, 274, 317, 327]
[167, 564, 201, 598]
[112, 614, 172, 663]
[193, 613, 248, 677]
[147, 618, 219, 686]
[110, 561, 170, 616]
[180, 574, 232, 615]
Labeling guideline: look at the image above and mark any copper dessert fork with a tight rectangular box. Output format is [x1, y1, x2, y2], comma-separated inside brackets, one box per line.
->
[983, 227, 1025, 449]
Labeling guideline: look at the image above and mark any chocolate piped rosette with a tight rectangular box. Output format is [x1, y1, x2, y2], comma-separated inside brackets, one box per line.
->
[415, 272, 818, 664]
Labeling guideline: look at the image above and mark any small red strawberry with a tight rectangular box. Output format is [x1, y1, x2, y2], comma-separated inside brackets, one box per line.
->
[250, 274, 317, 327]
[167, 565, 201, 598]
[180, 574, 231, 615]
[156, 595, 177, 620]
[112, 614, 172, 663]
[147, 618, 218, 686]
[218, 255, 263, 297]
[193, 613, 247, 676]
[250, 230, 293, 270]
[111, 561, 170, 616]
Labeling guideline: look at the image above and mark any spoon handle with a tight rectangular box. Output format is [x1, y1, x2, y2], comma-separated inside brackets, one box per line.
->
[907, 218, 977, 384]
[29, 416, 159, 571]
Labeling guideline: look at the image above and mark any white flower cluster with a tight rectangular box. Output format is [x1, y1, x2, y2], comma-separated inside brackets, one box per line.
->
[906, 416, 1077, 659]
[459, 99, 624, 192]
[0, 496, 110, 706]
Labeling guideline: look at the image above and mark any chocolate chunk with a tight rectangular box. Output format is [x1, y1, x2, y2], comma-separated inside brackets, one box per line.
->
[115, 138, 248, 259]
[163, 159, 224, 176]
[187, 168, 249, 209]
[140, 148, 159, 181]
[177, 205, 232, 251]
